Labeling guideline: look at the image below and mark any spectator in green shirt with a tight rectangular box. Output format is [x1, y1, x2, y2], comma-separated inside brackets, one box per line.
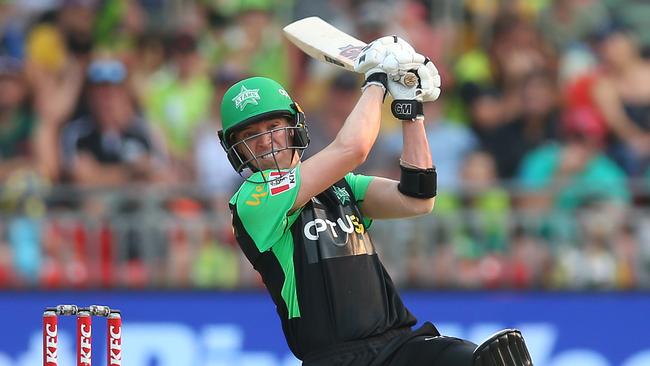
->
[518, 106, 630, 212]
[144, 32, 213, 181]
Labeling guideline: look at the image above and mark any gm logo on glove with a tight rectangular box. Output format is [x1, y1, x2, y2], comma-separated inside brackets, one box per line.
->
[391, 100, 423, 121]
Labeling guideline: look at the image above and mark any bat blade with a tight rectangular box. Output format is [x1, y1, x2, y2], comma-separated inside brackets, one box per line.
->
[283, 16, 418, 87]
[283, 16, 366, 71]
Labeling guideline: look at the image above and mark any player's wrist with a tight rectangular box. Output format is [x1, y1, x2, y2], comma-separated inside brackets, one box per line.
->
[361, 72, 388, 100]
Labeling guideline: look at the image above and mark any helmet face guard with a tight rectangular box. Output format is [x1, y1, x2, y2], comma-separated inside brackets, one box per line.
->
[218, 112, 310, 182]
[218, 77, 310, 183]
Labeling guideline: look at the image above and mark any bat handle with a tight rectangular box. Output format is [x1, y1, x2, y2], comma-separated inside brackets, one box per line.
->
[402, 72, 418, 87]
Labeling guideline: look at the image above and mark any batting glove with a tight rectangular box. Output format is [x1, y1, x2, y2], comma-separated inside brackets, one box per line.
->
[388, 80, 424, 121]
[417, 58, 441, 102]
[387, 58, 441, 101]
[388, 57, 441, 121]
[355, 36, 419, 95]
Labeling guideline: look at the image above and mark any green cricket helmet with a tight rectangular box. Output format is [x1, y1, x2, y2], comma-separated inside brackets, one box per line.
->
[218, 76, 309, 176]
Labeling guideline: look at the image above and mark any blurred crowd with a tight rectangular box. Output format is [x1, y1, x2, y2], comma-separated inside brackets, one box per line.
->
[1, 0, 650, 290]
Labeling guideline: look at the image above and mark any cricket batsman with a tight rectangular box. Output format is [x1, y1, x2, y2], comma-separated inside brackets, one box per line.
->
[219, 36, 533, 366]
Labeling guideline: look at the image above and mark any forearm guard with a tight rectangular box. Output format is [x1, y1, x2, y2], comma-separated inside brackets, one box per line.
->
[397, 164, 437, 199]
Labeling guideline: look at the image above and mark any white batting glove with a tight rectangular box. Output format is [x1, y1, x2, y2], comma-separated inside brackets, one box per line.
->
[417, 58, 441, 102]
[354, 36, 419, 78]
[354, 43, 386, 77]
[387, 58, 441, 102]
[388, 57, 442, 121]
[387, 78, 418, 100]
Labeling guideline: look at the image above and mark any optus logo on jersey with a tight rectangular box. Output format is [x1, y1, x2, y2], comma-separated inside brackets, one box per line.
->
[303, 214, 365, 241]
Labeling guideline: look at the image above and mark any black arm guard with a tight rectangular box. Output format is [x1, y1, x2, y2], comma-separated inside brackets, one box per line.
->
[397, 165, 437, 199]
[473, 329, 533, 366]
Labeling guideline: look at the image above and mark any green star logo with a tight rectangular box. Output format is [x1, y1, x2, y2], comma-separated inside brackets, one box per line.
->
[232, 85, 260, 111]
[333, 186, 350, 205]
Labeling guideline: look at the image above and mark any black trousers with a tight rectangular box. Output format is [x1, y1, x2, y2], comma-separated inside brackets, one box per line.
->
[303, 323, 477, 366]
[384, 335, 477, 366]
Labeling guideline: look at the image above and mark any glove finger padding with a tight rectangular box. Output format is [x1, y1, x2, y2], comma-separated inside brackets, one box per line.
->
[416, 59, 441, 102]
[354, 41, 388, 76]
[393, 51, 426, 68]
[373, 35, 417, 55]
[355, 35, 422, 81]
[386, 50, 427, 84]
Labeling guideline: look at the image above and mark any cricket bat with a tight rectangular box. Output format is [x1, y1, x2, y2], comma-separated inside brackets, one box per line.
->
[283, 16, 417, 86]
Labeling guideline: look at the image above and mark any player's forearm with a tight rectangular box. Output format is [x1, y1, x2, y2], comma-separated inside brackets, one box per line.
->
[400, 119, 433, 168]
[332, 85, 384, 163]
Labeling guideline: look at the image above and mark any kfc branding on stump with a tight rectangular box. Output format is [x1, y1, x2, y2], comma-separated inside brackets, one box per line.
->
[42, 305, 122, 366]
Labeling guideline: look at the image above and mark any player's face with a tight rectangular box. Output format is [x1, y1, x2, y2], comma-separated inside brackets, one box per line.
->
[234, 117, 296, 170]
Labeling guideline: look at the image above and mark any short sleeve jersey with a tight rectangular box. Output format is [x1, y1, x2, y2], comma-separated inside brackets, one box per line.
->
[229, 165, 416, 360]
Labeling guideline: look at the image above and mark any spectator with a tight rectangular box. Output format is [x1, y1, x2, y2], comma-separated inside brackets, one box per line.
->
[25, 0, 97, 78]
[517, 106, 630, 212]
[469, 71, 562, 180]
[54, 57, 164, 287]
[519, 71, 562, 143]
[0, 224, 13, 286]
[303, 72, 360, 159]
[221, 1, 290, 86]
[194, 67, 245, 201]
[603, 0, 650, 55]
[0, 57, 50, 288]
[128, 32, 167, 104]
[1, 169, 48, 286]
[489, 15, 557, 106]
[191, 226, 240, 289]
[610, 222, 639, 288]
[505, 226, 552, 288]
[145, 31, 213, 182]
[0, 56, 37, 181]
[60, 58, 162, 186]
[430, 148, 512, 285]
[575, 204, 621, 288]
[591, 24, 650, 176]
[465, 84, 525, 178]
[537, 0, 610, 51]
[93, 0, 146, 51]
[0, 2, 26, 60]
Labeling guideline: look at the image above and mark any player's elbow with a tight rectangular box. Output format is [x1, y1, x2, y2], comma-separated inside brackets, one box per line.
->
[411, 197, 435, 216]
[350, 145, 371, 166]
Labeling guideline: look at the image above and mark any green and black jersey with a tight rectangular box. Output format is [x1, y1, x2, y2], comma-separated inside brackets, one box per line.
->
[229, 165, 416, 360]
